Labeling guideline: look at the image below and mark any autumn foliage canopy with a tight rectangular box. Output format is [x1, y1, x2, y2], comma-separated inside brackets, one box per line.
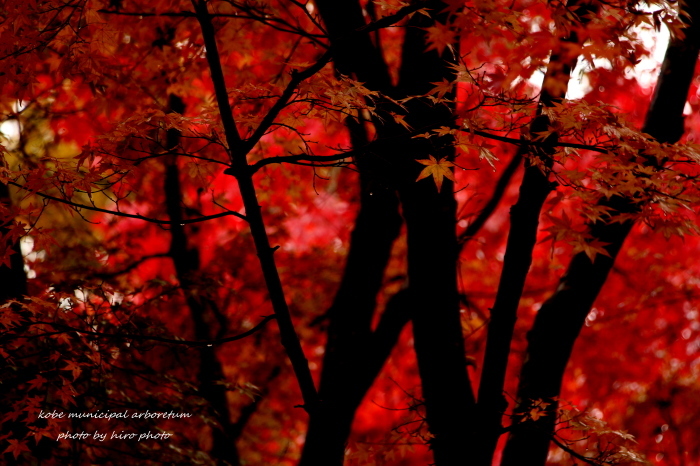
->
[3, 0, 700, 465]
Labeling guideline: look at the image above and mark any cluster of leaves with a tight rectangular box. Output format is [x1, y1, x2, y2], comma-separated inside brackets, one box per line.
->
[0, 291, 224, 464]
[551, 404, 648, 465]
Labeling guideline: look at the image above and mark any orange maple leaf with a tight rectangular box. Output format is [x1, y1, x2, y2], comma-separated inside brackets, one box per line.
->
[416, 155, 456, 192]
[429, 78, 454, 99]
[529, 407, 547, 421]
[424, 23, 457, 55]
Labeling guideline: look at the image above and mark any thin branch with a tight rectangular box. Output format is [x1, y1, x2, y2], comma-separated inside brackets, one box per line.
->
[464, 128, 609, 154]
[250, 151, 354, 172]
[242, 48, 334, 154]
[192, 0, 244, 159]
[192, 0, 319, 413]
[357, 1, 437, 34]
[551, 437, 600, 466]
[249, 122, 612, 173]
[10, 182, 246, 224]
[458, 152, 522, 246]
[96, 8, 327, 44]
[96, 9, 195, 17]
[14, 315, 277, 347]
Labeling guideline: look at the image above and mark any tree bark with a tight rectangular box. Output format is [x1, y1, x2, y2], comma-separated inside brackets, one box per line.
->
[474, 2, 594, 463]
[391, 8, 479, 464]
[304, 2, 477, 464]
[299, 118, 406, 465]
[299, 2, 407, 463]
[501, 2, 700, 464]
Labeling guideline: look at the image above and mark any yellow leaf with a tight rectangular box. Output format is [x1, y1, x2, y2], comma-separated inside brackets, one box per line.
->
[529, 407, 547, 421]
[433, 126, 456, 136]
[449, 63, 475, 84]
[416, 155, 456, 192]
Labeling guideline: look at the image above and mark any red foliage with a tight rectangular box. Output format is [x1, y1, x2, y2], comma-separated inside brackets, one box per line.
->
[1, 1, 700, 465]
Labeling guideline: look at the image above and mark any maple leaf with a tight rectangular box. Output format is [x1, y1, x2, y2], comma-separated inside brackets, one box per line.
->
[30, 427, 55, 445]
[523, 399, 551, 422]
[390, 112, 412, 130]
[3, 438, 30, 459]
[572, 237, 612, 262]
[448, 62, 475, 84]
[62, 360, 82, 382]
[3, 409, 24, 423]
[429, 78, 454, 99]
[0, 308, 23, 330]
[424, 22, 457, 55]
[26, 374, 47, 391]
[416, 155, 456, 192]
[529, 407, 547, 421]
[478, 145, 498, 168]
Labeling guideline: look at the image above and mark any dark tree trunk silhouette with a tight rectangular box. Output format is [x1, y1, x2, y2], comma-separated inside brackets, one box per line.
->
[303, 2, 477, 465]
[193, 0, 319, 417]
[0, 182, 27, 304]
[299, 117, 405, 465]
[501, 2, 700, 464]
[392, 9, 477, 464]
[474, 2, 594, 463]
[299, 2, 407, 464]
[163, 95, 240, 466]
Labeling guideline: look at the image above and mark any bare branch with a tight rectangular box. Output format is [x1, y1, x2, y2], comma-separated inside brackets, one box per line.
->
[10, 182, 247, 224]
[551, 437, 600, 466]
[242, 49, 334, 154]
[250, 150, 353, 172]
[458, 152, 521, 246]
[462, 128, 609, 154]
[11, 315, 277, 347]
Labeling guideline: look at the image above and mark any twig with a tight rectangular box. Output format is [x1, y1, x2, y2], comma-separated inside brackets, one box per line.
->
[10, 182, 246, 224]
[12, 315, 277, 347]
[551, 437, 600, 466]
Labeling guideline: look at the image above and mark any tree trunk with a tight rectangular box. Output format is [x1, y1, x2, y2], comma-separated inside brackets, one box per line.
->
[194, 0, 319, 415]
[389, 8, 478, 464]
[474, 2, 594, 463]
[0, 183, 27, 303]
[299, 118, 405, 465]
[312, 1, 482, 463]
[163, 95, 240, 466]
[306, 1, 478, 464]
[299, 3, 416, 465]
[501, 3, 700, 464]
